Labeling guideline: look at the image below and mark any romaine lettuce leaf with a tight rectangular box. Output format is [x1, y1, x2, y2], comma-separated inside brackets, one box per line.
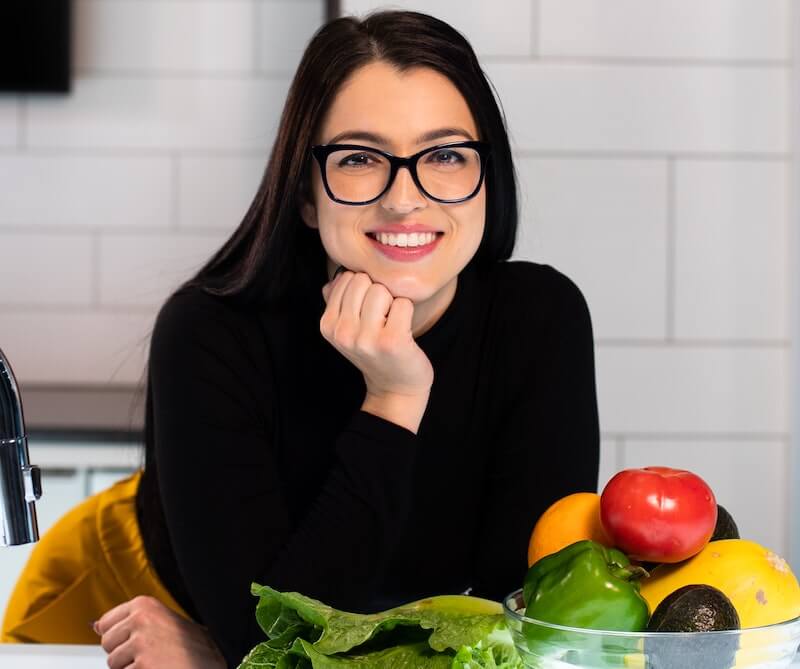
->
[236, 583, 523, 669]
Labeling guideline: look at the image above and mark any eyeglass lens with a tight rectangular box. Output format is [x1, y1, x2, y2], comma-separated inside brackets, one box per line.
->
[324, 146, 482, 203]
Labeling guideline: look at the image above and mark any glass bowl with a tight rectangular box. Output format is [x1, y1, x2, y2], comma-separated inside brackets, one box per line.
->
[503, 589, 800, 669]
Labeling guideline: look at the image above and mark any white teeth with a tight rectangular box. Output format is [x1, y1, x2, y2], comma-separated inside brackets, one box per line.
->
[373, 232, 437, 247]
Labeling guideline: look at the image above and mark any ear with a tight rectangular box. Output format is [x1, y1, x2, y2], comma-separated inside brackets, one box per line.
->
[300, 199, 318, 230]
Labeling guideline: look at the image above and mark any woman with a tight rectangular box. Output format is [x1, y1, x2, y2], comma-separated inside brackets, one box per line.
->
[2, 9, 599, 668]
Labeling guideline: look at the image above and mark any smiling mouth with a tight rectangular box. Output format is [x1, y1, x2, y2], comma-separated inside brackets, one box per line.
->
[365, 231, 445, 247]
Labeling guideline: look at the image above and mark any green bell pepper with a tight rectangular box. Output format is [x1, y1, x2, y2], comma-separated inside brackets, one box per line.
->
[523, 539, 650, 632]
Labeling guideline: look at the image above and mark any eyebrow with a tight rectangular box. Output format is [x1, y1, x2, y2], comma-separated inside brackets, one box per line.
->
[325, 126, 475, 146]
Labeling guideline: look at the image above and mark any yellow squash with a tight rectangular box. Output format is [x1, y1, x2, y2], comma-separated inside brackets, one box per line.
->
[639, 539, 800, 628]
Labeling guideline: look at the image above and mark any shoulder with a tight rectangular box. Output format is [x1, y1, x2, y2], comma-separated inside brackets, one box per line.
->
[487, 260, 592, 327]
[150, 284, 266, 364]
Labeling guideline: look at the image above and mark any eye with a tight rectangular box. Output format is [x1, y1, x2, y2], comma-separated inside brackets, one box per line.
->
[427, 149, 465, 165]
[338, 153, 374, 168]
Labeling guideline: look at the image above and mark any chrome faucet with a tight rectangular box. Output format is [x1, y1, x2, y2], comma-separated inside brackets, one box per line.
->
[0, 347, 42, 546]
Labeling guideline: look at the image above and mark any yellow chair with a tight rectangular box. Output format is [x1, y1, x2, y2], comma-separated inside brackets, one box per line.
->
[1, 470, 190, 644]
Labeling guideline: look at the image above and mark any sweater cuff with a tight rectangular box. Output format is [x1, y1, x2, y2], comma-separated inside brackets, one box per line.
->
[347, 408, 419, 441]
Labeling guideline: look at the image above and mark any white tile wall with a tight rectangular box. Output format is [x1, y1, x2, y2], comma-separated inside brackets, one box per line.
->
[597, 437, 621, 493]
[0, 0, 794, 561]
[74, 0, 256, 73]
[26, 77, 289, 150]
[539, 0, 790, 61]
[674, 160, 789, 340]
[0, 311, 154, 385]
[258, 1, 327, 74]
[514, 157, 668, 339]
[0, 101, 17, 147]
[99, 232, 228, 307]
[485, 62, 789, 154]
[622, 439, 788, 556]
[0, 233, 93, 306]
[178, 154, 265, 229]
[342, 0, 534, 56]
[596, 346, 788, 435]
[0, 154, 172, 227]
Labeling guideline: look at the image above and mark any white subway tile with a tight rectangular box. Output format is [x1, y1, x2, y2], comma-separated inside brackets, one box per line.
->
[0, 234, 93, 306]
[99, 233, 228, 307]
[0, 310, 154, 385]
[540, 0, 789, 61]
[514, 157, 668, 339]
[598, 438, 619, 493]
[178, 154, 265, 229]
[485, 63, 788, 154]
[341, 0, 533, 56]
[675, 160, 788, 340]
[0, 101, 17, 147]
[75, 0, 255, 73]
[596, 346, 788, 434]
[623, 439, 787, 556]
[258, 1, 326, 73]
[0, 154, 171, 227]
[26, 77, 290, 150]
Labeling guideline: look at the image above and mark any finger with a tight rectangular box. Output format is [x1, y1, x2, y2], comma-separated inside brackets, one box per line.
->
[324, 270, 355, 318]
[385, 296, 414, 334]
[99, 616, 133, 655]
[340, 273, 372, 321]
[96, 600, 134, 636]
[105, 637, 136, 669]
[359, 283, 394, 330]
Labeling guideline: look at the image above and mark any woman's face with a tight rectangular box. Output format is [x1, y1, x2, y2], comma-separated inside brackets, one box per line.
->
[301, 61, 486, 306]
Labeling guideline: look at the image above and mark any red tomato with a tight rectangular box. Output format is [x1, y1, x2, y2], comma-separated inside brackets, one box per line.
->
[600, 466, 717, 563]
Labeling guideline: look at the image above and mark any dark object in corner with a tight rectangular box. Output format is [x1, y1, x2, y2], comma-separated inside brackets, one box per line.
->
[0, 1, 71, 93]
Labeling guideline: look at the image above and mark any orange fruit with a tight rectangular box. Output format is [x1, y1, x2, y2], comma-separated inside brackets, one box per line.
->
[527, 492, 613, 566]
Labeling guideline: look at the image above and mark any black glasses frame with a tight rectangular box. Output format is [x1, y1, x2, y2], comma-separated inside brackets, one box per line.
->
[309, 140, 491, 205]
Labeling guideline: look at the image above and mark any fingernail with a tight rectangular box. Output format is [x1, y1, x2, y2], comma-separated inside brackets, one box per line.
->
[90, 620, 99, 634]
[333, 265, 347, 279]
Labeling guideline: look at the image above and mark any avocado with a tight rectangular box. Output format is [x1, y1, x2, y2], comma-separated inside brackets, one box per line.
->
[711, 504, 740, 541]
[644, 584, 740, 669]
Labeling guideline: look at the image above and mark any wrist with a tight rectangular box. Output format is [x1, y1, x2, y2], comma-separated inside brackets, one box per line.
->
[361, 390, 430, 435]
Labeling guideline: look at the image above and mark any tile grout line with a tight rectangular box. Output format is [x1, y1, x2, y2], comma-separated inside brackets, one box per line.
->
[171, 153, 181, 229]
[600, 432, 789, 442]
[253, 0, 261, 74]
[480, 55, 791, 68]
[665, 157, 676, 341]
[530, 0, 539, 59]
[91, 232, 102, 307]
[0, 146, 789, 161]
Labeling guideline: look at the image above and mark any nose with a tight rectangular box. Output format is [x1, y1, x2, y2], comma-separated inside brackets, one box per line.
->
[380, 166, 427, 214]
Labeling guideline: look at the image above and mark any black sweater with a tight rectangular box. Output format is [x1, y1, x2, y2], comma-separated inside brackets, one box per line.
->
[136, 257, 600, 667]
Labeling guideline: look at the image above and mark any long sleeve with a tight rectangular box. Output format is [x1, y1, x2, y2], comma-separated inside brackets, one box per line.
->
[147, 289, 420, 667]
[470, 265, 600, 601]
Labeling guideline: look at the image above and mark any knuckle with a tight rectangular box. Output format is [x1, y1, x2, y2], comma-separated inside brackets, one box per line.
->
[354, 333, 374, 353]
[333, 324, 355, 348]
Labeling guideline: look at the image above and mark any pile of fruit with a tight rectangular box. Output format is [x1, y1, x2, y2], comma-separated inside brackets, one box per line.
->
[523, 466, 800, 635]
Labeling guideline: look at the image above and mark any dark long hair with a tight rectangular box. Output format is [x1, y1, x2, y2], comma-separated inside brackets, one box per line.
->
[182, 9, 519, 306]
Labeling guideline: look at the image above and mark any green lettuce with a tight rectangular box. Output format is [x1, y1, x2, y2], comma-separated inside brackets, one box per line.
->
[237, 584, 523, 669]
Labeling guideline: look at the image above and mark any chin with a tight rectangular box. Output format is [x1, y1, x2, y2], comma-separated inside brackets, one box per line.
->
[381, 277, 438, 304]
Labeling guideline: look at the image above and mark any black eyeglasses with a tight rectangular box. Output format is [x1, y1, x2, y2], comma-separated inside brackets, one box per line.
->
[309, 140, 491, 205]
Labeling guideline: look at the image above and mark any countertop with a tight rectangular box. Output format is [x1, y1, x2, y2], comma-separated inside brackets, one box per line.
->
[0, 644, 106, 668]
[1, 643, 799, 668]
